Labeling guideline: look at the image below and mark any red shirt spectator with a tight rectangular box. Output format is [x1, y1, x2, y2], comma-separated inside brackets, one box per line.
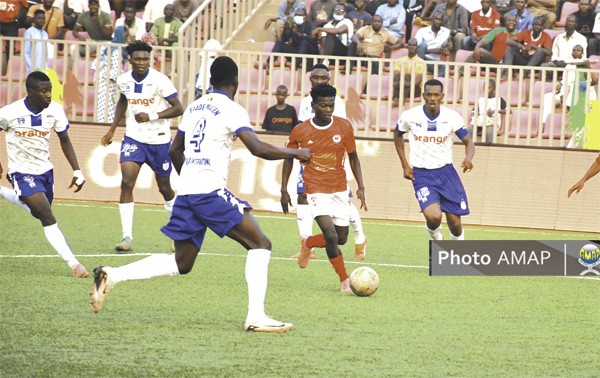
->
[470, 5, 501, 37]
[0, 0, 29, 23]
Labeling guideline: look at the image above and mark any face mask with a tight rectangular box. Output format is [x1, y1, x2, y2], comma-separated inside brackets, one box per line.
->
[294, 16, 304, 25]
[333, 14, 344, 21]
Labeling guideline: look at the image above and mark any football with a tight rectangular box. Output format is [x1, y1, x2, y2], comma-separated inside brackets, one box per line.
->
[349, 266, 380, 297]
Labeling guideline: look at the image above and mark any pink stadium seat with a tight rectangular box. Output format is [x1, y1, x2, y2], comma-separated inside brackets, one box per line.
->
[0, 85, 8, 107]
[508, 110, 540, 138]
[439, 76, 460, 104]
[372, 105, 399, 132]
[1, 55, 25, 82]
[391, 48, 408, 59]
[542, 113, 572, 139]
[544, 29, 562, 41]
[238, 67, 264, 94]
[334, 73, 366, 98]
[75, 89, 96, 116]
[498, 80, 527, 106]
[529, 81, 554, 107]
[555, 2, 579, 27]
[244, 96, 269, 126]
[362, 74, 392, 100]
[269, 69, 297, 94]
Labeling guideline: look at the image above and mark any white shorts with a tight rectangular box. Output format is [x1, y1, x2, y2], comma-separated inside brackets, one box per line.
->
[307, 191, 350, 227]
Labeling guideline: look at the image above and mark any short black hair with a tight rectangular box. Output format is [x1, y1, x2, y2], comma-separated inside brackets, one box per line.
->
[126, 41, 152, 56]
[310, 83, 337, 102]
[210, 56, 238, 87]
[423, 78, 444, 93]
[34, 9, 45, 17]
[26, 71, 50, 90]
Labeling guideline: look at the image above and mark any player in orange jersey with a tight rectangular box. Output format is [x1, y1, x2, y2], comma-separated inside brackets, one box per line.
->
[281, 84, 368, 293]
[568, 153, 600, 197]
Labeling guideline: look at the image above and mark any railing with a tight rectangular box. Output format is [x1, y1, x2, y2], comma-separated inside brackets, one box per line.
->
[1, 35, 599, 149]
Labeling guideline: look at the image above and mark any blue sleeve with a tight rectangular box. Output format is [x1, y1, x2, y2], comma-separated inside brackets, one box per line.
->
[455, 127, 468, 139]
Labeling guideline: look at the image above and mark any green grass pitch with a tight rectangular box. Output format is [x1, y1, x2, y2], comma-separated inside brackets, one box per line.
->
[0, 200, 598, 376]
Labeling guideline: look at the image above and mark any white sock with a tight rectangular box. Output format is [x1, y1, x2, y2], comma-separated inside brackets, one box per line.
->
[107, 253, 180, 284]
[164, 196, 176, 217]
[119, 202, 134, 239]
[349, 203, 365, 244]
[450, 230, 464, 240]
[0, 185, 30, 214]
[43, 223, 79, 269]
[245, 249, 271, 321]
[296, 204, 313, 238]
[426, 224, 443, 240]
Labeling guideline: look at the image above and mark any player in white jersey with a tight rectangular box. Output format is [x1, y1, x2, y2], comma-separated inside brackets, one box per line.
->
[0, 71, 89, 278]
[100, 41, 184, 253]
[90, 56, 311, 333]
[394, 78, 475, 240]
[292, 64, 368, 261]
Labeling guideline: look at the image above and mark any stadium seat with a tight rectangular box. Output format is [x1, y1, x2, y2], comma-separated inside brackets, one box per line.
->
[529, 80, 554, 107]
[544, 29, 562, 41]
[362, 74, 392, 100]
[75, 88, 96, 116]
[390, 48, 408, 59]
[555, 2, 579, 27]
[588, 55, 600, 69]
[508, 110, 540, 138]
[1, 55, 25, 82]
[334, 73, 366, 99]
[297, 72, 312, 96]
[238, 67, 264, 94]
[372, 105, 399, 132]
[498, 80, 527, 106]
[439, 76, 460, 104]
[269, 69, 298, 95]
[0, 85, 8, 107]
[542, 113, 572, 139]
[244, 96, 270, 126]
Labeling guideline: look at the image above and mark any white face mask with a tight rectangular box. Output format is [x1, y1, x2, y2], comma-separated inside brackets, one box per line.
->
[333, 14, 344, 21]
[293, 16, 305, 25]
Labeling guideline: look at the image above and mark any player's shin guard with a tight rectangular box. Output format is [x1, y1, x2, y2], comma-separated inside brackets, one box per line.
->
[426, 224, 443, 240]
[43, 223, 80, 269]
[450, 231, 464, 240]
[245, 249, 271, 320]
[349, 202, 366, 244]
[107, 253, 180, 284]
[296, 204, 313, 238]
[329, 254, 349, 282]
[119, 202, 134, 239]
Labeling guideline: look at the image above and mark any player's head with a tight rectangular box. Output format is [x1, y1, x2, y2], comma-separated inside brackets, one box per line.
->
[210, 56, 239, 93]
[423, 79, 444, 115]
[26, 71, 53, 110]
[309, 64, 330, 88]
[310, 84, 337, 122]
[126, 41, 152, 76]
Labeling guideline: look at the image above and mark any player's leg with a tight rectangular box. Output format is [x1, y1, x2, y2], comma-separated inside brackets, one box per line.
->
[291, 167, 316, 260]
[438, 164, 469, 240]
[116, 160, 141, 252]
[349, 201, 367, 260]
[0, 185, 31, 213]
[14, 171, 88, 277]
[445, 213, 464, 240]
[413, 167, 444, 240]
[422, 203, 444, 240]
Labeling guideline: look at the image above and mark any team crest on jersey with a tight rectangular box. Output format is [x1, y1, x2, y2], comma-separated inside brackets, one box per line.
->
[332, 134, 341, 143]
[460, 200, 467, 210]
[162, 161, 170, 171]
[24, 175, 36, 188]
[17, 117, 26, 125]
[121, 143, 138, 157]
[122, 84, 131, 93]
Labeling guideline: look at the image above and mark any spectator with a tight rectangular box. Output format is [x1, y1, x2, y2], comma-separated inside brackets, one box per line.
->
[143, 0, 174, 32]
[502, 16, 552, 78]
[262, 85, 299, 134]
[433, 0, 469, 53]
[346, 0, 373, 30]
[392, 38, 425, 106]
[150, 4, 183, 49]
[71, 0, 113, 57]
[404, 0, 425, 41]
[26, 0, 65, 41]
[573, 0, 597, 52]
[589, 6, 600, 55]
[365, 0, 387, 16]
[542, 14, 588, 70]
[461, 13, 519, 74]
[347, 14, 403, 73]
[375, 0, 407, 41]
[53, 0, 78, 30]
[557, 0, 598, 20]
[470, 79, 507, 143]
[173, 0, 200, 23]
[415, 11, 451, 76]
[313, 3, 354, 58]
[24, 9, 49, 74]
[195, 39, 222, 99]
[491, 0, 515, 18]
[0, 0, 29, 76]
[270, 6, 319, 69]
[508, 0, 534, 31]
[308, 0, 337, 26]
[458, 0, 482, 12]
[419, 0, 442, 21]
[263, 0, 305, 42]
[527, 0, 558, 30]
[114, 5, 146, 45]
[55, 0, 111, 27]
[462, 0, 501, 50]
[338, 0, 356, 12]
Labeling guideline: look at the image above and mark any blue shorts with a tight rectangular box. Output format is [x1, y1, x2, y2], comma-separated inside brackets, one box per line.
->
[11, 170, 54, 203]
[297, 166, 305, 195]
[161, 188, 252, 249]
[120, 135, 172, 176]
[412, 164, 469, 216]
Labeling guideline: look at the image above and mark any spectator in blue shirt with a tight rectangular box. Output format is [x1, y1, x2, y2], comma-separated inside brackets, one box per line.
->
[509, 0, 534, 31]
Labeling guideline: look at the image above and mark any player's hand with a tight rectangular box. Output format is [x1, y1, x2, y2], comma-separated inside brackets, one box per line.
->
[134, 112, 150, 123]
[101, 131, 114, 146]
[462, 159, 473, 173]
[568, 180, 585, 197]
[280, 190, 292, 214]
[296, 148, 311, 164]
[68, 170, 86, 193]
[403, 166, 414, 180]
[356, 187, 368, 212]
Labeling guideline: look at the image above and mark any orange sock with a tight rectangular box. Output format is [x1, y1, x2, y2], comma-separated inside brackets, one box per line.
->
[329, 254, 348, 282]
[306, 234, 326, 249]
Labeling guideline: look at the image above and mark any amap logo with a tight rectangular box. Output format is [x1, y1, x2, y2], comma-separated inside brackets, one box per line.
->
[578, 243, 600, 275]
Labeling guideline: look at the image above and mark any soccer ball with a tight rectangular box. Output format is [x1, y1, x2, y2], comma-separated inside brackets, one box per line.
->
[349, 266, 380, 297]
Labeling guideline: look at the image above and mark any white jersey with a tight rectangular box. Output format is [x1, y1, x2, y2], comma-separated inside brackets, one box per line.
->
[298, 94, 346, 122]
[176, 91, 253, 195]
[117, 68, 178, 145]
[396, 105, 467, 169]
[0, 99, 69, 175]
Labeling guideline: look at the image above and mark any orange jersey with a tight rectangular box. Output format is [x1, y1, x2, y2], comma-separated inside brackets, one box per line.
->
[287, 116, 357, 194]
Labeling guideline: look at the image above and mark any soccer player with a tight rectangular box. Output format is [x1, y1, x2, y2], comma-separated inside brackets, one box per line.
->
[393, 78, 475, 240]
[281, 84, 367, 292]
[100, 41, 184, 253]
[0, 71, 89, 278]
[90, 56, 310, 333]
[568, 154, 600, 197]
[295, 64, 368, 261]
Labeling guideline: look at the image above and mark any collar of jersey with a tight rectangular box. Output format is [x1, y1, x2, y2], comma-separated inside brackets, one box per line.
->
[422, 105, 440, 121]
[131, 69, 150, 83]
[211, 89, 231, 99]
[310, 117, 333, 130]
[24, 98, 45, 115]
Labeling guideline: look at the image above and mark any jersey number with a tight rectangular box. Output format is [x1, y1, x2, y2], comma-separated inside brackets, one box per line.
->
[190, 118, 207, 152]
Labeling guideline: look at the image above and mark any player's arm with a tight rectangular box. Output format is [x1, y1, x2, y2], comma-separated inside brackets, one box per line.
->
[348, 151, 368, 211]
[57, 131, 85, 192]
[458, 129, 475, 173]
[280, 158, 294, 214]
[237, 129, 310, 162]
[134, 95, 184, 123]
[568, 154, 600, 197]
[101, 93, 128, 146]
[393, 128, 413, 180]
[169, 131, 185, 175]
